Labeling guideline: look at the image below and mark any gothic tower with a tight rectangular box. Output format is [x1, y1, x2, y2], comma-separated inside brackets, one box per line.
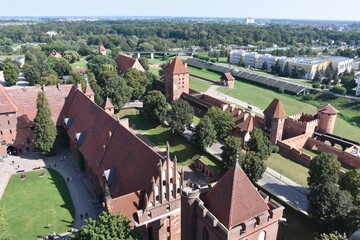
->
[263, 98, 287, 145]
[317, 104, 339, 134]
[164, 57, 189, 102]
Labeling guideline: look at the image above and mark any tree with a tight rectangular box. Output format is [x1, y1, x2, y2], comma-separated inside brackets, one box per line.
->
[341, 75, 356, 91]
[314, 233, 346, 240]
[261, 61, 268, 71]
[282, 62, 291, 77]
[325, 63, 334, 80]
[299, 68, 307, 78]
[72, 211, 142, 240]
[191, 116, 217, 150]
[247, 128, 270, 160]
[78, 44, 92, 56]
[23, 64, 41, 85]
[241, 151, 267, 183]
[307, 182, 353, 233]
[138, 57, 149, 71]
[333, 69, 340, 83]
[143, 90, 169, 123]
[238, 58, 245, 67]
[313, 69, 323, 83]
[272, 60, 281, 74]
[3, 62, 19, 86]
[340, 169, 360, 201]
[68, 71, 86, 89]
[220, 136, 242, 170]
[53, 59, 71, 77]
[167, 99, 194, 134]
[40, 74, 59, 86]
[87, 55, 116, 77]
[88, 72, 104, 107]
[307, 153, 341, 189]
[291, 66, 299, 78]
[331, 85, 347, 95]
[123, 68, 150, 99]
[34, 91, 57, 155]
[63, 50, 80, 63]
[205, 107, 234, 139]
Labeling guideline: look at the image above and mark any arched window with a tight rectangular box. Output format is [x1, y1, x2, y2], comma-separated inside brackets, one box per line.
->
[148, 227, 153, 240]
[258, 231, 266, 240]
[166, 204, 170, 212]
[202, 226, 209, 240]
[147, 211, 152, 219]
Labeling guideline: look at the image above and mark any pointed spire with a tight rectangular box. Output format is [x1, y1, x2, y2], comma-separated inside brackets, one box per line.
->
[234, 150, 241, 169]
[166, 141, 170, 160]
[173, 155, 177, 163]
[103, 97, 114, 110]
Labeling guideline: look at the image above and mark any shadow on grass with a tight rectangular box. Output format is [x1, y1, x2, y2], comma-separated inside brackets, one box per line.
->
[47, 169, 75, 220]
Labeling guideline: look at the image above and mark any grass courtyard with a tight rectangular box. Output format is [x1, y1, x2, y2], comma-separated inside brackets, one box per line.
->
[115, 108, 219, 168]
[190, 77, 212, 92]
[0, 169, 74, 240]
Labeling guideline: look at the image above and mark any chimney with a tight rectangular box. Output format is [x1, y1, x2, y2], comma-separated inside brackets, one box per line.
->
[77, 84, 82, 90]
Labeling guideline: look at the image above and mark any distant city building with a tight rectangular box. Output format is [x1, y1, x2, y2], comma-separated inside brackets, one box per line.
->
[220, 73, 235, 88]
[355, 73, 360, 96]
[45, 30, 59, 37]
[115, 52, 145, 75]
[230, 51, 353, 79]
[244, 17, 255, 25]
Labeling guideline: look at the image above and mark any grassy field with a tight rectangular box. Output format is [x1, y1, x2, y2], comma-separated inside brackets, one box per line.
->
[0, 169, 74, 240]
[70, 61, 87, 68]
[149, 66, 160, 76]
[188, 66, 222, 82]
[0, 55, 23, 60]
[190, 77, 212, 92]
[115, 108, 219, 168]
[267, 153, 309, 187]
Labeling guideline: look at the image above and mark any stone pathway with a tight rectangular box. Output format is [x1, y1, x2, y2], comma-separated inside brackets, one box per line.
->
[0, 149, 102, 229]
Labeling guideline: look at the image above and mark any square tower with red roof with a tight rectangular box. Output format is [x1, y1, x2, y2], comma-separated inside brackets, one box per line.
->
[164, 57, 190, 102]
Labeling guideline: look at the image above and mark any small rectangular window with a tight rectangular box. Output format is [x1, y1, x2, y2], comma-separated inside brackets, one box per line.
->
[10, 130, 12, 134]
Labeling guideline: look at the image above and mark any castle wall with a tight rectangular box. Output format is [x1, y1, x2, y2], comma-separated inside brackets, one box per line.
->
[277, 140, 313, 167]
[281, 133, 311, 150]
[306, 138, 360, 168]
[283, 114, 317, 140]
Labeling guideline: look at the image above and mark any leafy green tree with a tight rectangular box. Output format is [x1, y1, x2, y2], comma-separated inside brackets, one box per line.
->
[3, 62, 19, 86]
[314, 233, 346, 240]
[307, 182, 353, 234]
[205, 107, 234, 139]
[247, 128, 270, 160]
[261, 61, 268, 71]
[68, 72, 86, 89]
[87, 55, 116, 77]
[241, 151, 266, 183]
[72, 211, 142, 240]
[123, 68, 150, 99]
[325, 63, 334, 80]
[272, 59, 281, 74]
[299, 68, 307, 78]
[331, 85, 347, 95]
[63, 50, 80, 63]
[40, 74, 59, 86]
[167, 99, 194, 134]
[88, 72, 104, 107]
[191, 116, 216, 150]
[341, 75, 356, 91]
[220, 136, 242, 170]
[143, 90, 169, 123]
[313, 69, 323, 83]
[340, 169, 360, 202]
[46, 56, 61, 69]
[138, 57, 149, 71]
[308, 153, 341, 189]
[291, 66, 299, 78]
[34, 91, 57, 155]
[23, 64, 41, 85]
[333, 69, 339, 83]
[282, 62, 291, 77]
[78, 44, 92, 56]
[53, 59, 71, 77]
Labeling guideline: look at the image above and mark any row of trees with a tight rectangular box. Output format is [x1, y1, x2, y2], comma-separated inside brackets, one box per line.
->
[307, 153, 360, 236]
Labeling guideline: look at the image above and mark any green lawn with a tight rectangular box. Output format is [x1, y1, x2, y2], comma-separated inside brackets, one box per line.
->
[114, 108, 219, 168]
[70, 61, 87, 68]
[0, 55, 23, 60]
[149, 66, 160, 77]
[190, 77, 212, 92]
[192, 114, 201, 125]
[267, 153, 309, 187]
[0, 169, 74, 240]
[188, 66, 222, 82]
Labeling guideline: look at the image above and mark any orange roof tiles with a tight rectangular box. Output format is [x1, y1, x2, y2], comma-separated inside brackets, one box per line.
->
[317, 104, 339, 114]
[72, 67, 88, 73]
[115, 52, 143, 75]
[99, 45, 106, 51]
[202, 163, 269, 229]
[103, 98, 114, 109]
[110, 190, 145, 223]
[166, 57, 189, 75]
[84, 84, 94, 96]
[0, 85, 17, 114]
[222, 73, 235, 81]
[263, 98, 286, 119]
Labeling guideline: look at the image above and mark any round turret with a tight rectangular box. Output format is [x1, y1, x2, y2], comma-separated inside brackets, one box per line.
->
[317, 104, 339, 134]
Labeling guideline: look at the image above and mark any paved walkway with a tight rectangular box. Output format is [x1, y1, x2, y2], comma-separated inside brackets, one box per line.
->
[123, 100, 143, 109]
[0, 149, 102, 229]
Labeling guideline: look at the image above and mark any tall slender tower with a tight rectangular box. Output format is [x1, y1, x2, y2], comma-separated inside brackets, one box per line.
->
[263, 98, 287, 145]
[164, 57, 189, 102]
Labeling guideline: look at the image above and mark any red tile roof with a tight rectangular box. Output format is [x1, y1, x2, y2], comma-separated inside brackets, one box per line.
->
[5, 85, 73, 127]
[0, 85, 17, 114]
[72, 67, 88, 73]
[166, 57, 189, 75]
[115, 52, 144, 75]
[110, 190, 145, 223]
[317, 104, 339, 114]
[99, 45, 106, 51]
[103, 98, 114, 109]
[84, 84, 94, 96]
[222, 73, 235, 81]
[263, 98, 286, 119]
[49, 50, 62, 58]
[202, 163, 269, 229]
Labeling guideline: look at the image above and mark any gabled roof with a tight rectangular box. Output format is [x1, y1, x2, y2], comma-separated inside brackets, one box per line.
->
[72, 67, 88, 73]
[104, 98, 114, 109]
[317, 104, 339, 114]
[202, 162, 269, 229]
[0, 84, 17, 114]
[263, 98, 286, 119]
[221, 73, 235, 81]
[49, 50, 62, 58]
[99, 45, 106, 51]
[115, 52, 144, 75]
[166, 56, 189, 75]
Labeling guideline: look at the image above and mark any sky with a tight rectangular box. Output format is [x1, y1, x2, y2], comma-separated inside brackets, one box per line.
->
[1, 0, 359, 21]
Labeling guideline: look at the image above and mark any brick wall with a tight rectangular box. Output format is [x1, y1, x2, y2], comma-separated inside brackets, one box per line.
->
[277, 140, 313, 167]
